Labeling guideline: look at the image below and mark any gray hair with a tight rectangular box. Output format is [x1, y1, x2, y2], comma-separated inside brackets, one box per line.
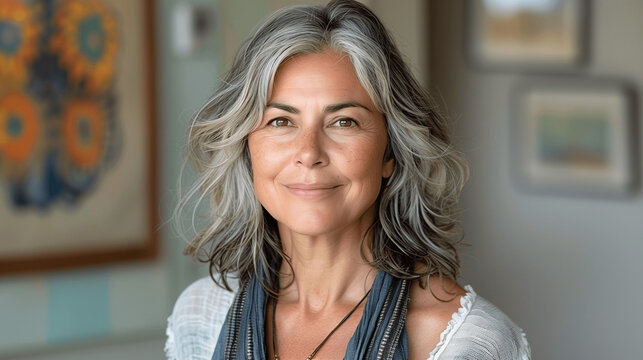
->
[176, 0, 470, 292]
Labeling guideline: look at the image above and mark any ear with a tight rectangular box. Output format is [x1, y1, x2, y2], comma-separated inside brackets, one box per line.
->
[382, 157, 394, 179]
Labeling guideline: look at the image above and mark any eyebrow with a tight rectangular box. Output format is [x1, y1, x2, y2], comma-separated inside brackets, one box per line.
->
[266, 102, 371, 114]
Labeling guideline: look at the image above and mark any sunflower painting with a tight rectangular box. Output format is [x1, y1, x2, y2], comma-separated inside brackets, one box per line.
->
[0, 0, 157, 275]
[0, 0, 119, 207]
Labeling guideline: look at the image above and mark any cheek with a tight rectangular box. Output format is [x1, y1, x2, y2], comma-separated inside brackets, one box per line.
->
[340, 139, 387, 189]
[248, 137, 282, 202]
[248, 135, 273, 172]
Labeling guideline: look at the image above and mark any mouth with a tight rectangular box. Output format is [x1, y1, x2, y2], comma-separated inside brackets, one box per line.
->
[285, 183, 340, 190]
[284, 183, 341, 198]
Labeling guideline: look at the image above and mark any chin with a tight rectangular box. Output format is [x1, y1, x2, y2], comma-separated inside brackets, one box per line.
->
[276, 212, 344, 237]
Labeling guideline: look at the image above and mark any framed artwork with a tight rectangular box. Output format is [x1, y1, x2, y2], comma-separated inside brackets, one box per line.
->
[465, 0, 588, 71]
[0, 0, 158, 274]
[510, 79, 638, 197]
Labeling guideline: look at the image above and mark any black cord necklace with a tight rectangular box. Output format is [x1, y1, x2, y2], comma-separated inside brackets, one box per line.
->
[271, 289, 371, 360]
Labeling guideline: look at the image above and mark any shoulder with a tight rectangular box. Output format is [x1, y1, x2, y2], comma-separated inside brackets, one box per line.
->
[406, 276, 468, 359]
[164, 277, 238, 360]
[428, 286, 532, 360]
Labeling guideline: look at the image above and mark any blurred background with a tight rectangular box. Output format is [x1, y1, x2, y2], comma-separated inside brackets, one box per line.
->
[0, 0, 641, 359]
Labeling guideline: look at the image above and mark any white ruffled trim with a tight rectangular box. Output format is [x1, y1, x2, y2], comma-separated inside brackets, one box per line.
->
[519, 328, 532, 360]
[164, 314, 177, 360]
[426, 284, 477, 360]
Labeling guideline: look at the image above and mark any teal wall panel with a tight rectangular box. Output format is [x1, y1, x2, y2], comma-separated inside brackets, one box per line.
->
[0, 278, 48, 350]
[47, 270, 111, 343]
[109, 264, 168, 333]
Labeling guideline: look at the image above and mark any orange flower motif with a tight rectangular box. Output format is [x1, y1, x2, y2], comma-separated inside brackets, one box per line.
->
[0, 92, 40, 165]
[50, 0, 118, 93]
[60, 99, 105, 170]
[0, 0, 39, 88]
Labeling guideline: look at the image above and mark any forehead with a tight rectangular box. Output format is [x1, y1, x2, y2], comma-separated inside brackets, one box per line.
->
[275, 50, 355, 79]
[269, 50, 375, 108]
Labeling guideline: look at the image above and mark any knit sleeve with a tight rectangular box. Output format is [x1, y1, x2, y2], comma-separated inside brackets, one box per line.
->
[164, 277, 237, 360]
[428, 286, 531, 360]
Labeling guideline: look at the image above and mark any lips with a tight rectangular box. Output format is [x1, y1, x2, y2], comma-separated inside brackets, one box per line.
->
[284, 183, 341, 198]
[285, 183, 340, 190]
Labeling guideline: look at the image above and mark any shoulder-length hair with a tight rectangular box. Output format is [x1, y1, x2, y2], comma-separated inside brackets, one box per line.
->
[176, 0, 469, 292]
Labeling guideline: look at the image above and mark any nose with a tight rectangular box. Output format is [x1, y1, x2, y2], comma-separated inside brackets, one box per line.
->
[294, 127, 329, 168]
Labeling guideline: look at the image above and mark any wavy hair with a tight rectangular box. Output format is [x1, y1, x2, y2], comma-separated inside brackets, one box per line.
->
[176, 0, 470, 293]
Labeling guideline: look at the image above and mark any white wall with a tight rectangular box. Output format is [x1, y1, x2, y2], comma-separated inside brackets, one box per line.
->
[429, 1, 643, 359]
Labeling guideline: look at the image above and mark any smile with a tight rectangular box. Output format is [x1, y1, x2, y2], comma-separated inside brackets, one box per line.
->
[284, 184, 341, 198]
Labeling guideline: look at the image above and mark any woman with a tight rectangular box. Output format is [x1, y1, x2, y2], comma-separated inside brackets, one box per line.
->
[166, 1, 531, 359]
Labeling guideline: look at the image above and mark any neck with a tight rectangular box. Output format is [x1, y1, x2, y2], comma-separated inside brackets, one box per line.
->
[276, 218, 377, 311]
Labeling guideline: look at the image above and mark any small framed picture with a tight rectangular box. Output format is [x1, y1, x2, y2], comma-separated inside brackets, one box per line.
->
[465, 0, 588, 71]
[510, 80, 638, 197]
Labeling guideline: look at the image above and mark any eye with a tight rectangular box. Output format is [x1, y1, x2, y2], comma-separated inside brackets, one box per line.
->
[267, 117, 293, 127]
[332, 118, 358, 128]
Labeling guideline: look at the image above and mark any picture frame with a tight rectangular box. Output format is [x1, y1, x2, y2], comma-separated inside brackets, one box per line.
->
[464, 0, 589, 71]
[510, 79, 638, 197]
[0, 0, 158, 274]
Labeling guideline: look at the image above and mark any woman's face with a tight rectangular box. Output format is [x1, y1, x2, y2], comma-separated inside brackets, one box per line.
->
[247, 50, 393, 237]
